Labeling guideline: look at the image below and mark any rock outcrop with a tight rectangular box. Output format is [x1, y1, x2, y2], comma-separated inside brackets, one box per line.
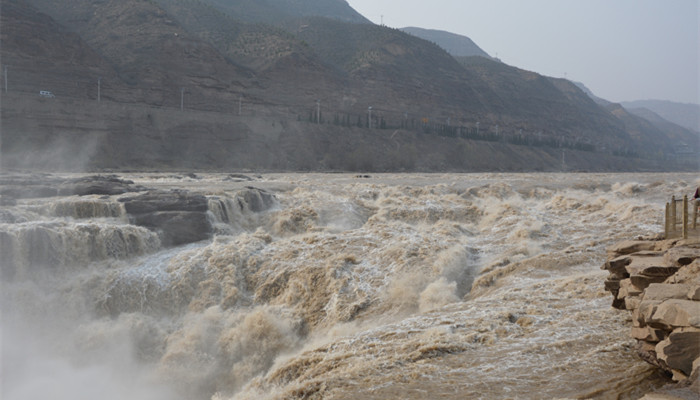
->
[119, 190, 213, 247]
[0, 173, 279, 248]
[0, 174, 145, 200]
[603, 237, 700, 395]
[119, 187, 277, 247]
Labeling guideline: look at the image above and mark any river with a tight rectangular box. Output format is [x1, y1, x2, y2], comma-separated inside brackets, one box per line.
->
[2, 172, 697, 399]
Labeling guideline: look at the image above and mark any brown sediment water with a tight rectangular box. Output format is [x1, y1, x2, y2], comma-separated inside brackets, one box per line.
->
[1, 173, 696, 400]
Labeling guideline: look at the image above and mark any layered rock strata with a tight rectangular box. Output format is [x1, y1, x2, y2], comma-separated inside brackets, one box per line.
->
[603, 238, 700, 394]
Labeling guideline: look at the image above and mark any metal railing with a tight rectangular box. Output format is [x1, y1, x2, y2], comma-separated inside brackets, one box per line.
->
[665, 195, 699, 239]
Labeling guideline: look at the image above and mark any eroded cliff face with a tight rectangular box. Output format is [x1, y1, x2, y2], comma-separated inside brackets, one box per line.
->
[603, 238, 700, 397]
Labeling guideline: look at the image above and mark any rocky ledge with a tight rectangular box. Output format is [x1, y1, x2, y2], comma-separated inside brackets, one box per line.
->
[118, 187, 276, 247]
[603, 237, 700, 396]
[0, 173, 277, 248]
[0, 174, 147, 202]
[119, 190, 213, 247]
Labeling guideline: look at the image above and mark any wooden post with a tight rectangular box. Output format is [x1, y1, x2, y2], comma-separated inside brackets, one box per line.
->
[665, 202, 670, 238]
[693, 199, 698, 229]
[682, 195, 688, 239]
[670, 196, 677, 235]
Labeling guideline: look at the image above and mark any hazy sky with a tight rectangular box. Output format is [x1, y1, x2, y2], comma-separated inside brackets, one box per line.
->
[346, 0, 700, 105]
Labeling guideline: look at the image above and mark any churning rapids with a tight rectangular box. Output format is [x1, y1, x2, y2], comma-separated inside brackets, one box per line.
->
[2, 172, 698, 400]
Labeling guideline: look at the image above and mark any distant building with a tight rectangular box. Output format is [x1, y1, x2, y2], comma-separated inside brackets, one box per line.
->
[674, 142, 694, 155]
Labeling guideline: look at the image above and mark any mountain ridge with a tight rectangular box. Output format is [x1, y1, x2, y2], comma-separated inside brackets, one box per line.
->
[621, 99, 699, 134]
[574, 82, 698, 147]
[400, 26, 491, 59]
[204, 0, 370, 24]
[1, 0, 697, 171]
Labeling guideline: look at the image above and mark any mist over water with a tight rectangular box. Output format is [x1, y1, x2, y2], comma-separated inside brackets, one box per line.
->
[1, 173, 697, 399]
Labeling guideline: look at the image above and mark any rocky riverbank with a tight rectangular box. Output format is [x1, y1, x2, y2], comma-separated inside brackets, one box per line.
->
[603, 237, 700, 399]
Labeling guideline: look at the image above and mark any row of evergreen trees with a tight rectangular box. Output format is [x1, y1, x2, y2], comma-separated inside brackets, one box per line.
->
[301, 112, 389, 129]
[299, 111, 597, 153]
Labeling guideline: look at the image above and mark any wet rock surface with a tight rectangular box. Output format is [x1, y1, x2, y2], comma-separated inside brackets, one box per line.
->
[238, 186, 276, 213]
[603, 238, 700, 397]
[0, 174, 279, 261]
[119, 190, 212, 247]
[60, 175, 147, 196]
[0, 174, 146, 199]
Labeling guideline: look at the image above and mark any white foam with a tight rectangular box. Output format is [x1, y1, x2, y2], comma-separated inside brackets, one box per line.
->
[2, 172, 696, 400]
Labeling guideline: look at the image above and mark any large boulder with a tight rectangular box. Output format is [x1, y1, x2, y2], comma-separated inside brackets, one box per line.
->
[642, 284, 693, 301]
[120, 190, 212, 246]
[655, 328, 700, 376]
[664, 246, 700, 267]
[606, 240, 659, 257]
[625, 255, 680, 278]
[129, 211, 212, 247]
[120, 190, 209, 215]
[648, 300, 700, 329]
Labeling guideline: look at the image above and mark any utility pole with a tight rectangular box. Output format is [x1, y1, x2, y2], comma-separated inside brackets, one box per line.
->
[368, 106, 373, 129]
[562, 149, 566, 171]
[180, 87, 185, 111]
[97, 77, 101, 102]
[316, 100, 320, 124]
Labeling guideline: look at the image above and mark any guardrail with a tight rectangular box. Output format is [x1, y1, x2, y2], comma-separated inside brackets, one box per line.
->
[665, 195, 699, 239]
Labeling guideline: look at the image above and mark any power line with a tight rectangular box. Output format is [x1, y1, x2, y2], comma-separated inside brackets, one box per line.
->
[0, 65, 641, 155]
